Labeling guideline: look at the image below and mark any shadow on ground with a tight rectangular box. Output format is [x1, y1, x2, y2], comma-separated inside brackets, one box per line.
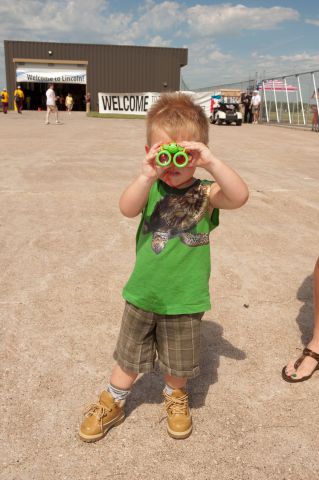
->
[296, 272, 314, 346]
[125, 319, 246, 416]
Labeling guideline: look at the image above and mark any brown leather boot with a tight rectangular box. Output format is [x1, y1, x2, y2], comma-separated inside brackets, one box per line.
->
[79, 391, 125, 442]
[163, 388, 192, 439]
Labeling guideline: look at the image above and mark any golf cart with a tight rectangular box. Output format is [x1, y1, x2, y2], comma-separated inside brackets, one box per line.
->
[210, 102, 242, 126]
[209, 89, 242, 126]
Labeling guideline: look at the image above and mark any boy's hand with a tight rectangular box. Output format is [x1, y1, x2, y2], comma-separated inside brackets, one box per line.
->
[179, 141, 217, 170]
[141, 142, 169, 182]
[181, 142, 249, 210]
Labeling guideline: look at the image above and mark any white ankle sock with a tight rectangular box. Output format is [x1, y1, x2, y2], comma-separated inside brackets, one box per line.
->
[107, 383, 130, 401]
[164, 384, 174, 395]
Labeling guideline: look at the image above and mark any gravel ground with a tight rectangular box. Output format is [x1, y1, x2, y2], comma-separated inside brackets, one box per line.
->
[1, 110, 318, 480]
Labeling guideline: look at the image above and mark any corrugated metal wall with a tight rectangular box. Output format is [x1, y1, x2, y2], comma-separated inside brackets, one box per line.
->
[4, 40, 188, 110]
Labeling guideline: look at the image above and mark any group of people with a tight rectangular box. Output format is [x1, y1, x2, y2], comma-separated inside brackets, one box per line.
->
[53, 93, 74, 112]
[240, 89, 261, 124]
[1, 85, 91, 117]
[44, 85, 76, 124]
[1, 85, 25, 114]
[44, 84, 91, 124]
[241, 87, 319, 131]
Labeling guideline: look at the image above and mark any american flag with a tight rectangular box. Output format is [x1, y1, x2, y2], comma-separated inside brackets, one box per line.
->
[257, 80, 298, 92]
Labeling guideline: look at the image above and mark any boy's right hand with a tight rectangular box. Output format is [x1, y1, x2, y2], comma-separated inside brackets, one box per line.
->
[119, 143, 165, 217]
[141, 142, 164, 182]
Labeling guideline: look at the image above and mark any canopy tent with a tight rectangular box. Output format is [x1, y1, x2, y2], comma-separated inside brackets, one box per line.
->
[258, 80, 297, 92]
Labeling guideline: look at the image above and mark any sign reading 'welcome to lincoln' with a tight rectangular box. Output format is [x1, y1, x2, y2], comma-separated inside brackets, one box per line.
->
[16, 67, 86, 84]
[98, 92, 160, 115]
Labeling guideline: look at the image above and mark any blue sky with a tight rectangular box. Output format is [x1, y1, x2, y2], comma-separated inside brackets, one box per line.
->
[0, 0, 318, 89]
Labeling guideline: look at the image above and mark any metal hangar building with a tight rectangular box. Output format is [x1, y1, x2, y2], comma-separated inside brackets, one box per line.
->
[4, 40, 188, 111]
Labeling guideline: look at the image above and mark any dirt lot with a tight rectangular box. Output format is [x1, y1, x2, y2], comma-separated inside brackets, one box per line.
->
[1, 111, 318, 480]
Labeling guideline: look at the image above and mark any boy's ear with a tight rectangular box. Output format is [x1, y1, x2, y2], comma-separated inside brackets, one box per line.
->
[145, 145, 150, 153]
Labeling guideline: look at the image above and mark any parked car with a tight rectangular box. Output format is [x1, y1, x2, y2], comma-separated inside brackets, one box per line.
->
[210, 102, 242, 126]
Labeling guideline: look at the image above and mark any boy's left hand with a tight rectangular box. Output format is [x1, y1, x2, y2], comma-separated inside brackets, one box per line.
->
[181, 140, 249, 210]
[179, 141, 217, 170]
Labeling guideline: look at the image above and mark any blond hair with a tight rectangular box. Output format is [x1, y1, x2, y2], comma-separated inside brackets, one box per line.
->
[146, 92, 209, 146]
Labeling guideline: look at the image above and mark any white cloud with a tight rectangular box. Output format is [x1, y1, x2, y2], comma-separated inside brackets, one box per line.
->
[208, 50, 232, 61]
[136, 1, 180, 31]
[124, 1, 180, 42]
[305, 19, 319, 27]
[252, 51, 319, 64]
[248, 51, 319, 82]
[0, 0, 134, 43]
[182, 39, 235, 88]
[0, 0, 313, 90]
[280, 52, 319, 62]
[196, 49, 232, 65]
[147, 36, 171, 47]
[186, 4, 299, 36]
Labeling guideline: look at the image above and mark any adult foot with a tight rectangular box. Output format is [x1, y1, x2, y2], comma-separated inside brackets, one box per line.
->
[283, 341, 319, 381]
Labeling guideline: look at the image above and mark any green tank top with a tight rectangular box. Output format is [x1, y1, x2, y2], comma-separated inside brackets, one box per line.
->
[122, 179, 219, 314]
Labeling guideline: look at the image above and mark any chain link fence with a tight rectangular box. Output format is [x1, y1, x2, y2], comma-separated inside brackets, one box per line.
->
[258, 70, 319, 128]
[182, 70, 319, 129]
[191, 78, 256, 94]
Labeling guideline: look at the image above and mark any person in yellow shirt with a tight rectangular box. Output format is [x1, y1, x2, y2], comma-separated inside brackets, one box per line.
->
[14, 85, 24, 114]
[1, 88, 9, 114]
[65, 93, 74, 114]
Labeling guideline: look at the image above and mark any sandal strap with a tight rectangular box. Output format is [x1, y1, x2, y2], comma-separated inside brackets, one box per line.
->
[303, 348, 319, 362]
[294, 354, 305, 370]
[294, 348, 319, 370]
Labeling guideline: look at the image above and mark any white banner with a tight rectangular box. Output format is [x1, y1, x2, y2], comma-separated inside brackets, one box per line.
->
[98, 92, 160, 115]
[16, 67, 86, 84]
[98, 91, 213, 116]
[190, 91, 213, 117]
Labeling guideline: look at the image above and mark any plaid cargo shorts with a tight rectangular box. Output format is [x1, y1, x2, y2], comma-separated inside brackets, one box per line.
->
[113, 302, 204, 378]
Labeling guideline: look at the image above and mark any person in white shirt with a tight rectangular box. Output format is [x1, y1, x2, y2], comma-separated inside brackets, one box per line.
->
[45, 84, 61, 125]
[251, 90, 261, 124]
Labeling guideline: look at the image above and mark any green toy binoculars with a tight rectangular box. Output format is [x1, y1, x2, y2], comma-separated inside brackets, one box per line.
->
[156, 143, 189, 168]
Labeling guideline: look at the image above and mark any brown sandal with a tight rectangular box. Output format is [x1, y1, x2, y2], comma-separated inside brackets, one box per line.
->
[282, 347, 319, 383]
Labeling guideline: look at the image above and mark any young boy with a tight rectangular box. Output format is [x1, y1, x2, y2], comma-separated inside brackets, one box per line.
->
[79, 93, 249, 442]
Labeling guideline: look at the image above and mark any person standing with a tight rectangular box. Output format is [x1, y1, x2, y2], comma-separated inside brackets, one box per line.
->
[45, 84, 61, 125]
[282, 257, 319, 382]
[65, 93, 74, 114]
[242, 91, 252, 123]
[85, 92, 91, 113]
[239, 91, 246, 117]
[14, 85, 24, 114]
[251, 90, 261, 124]
[58, 94, 65, 111]
[310, 88, 319, 132]
[26, 95, 31, 110]
[1, 88, 9, 114]
[78, 92, 249, 443]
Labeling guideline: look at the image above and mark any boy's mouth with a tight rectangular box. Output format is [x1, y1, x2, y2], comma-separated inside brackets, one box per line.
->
[161, 169, 180, 180]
